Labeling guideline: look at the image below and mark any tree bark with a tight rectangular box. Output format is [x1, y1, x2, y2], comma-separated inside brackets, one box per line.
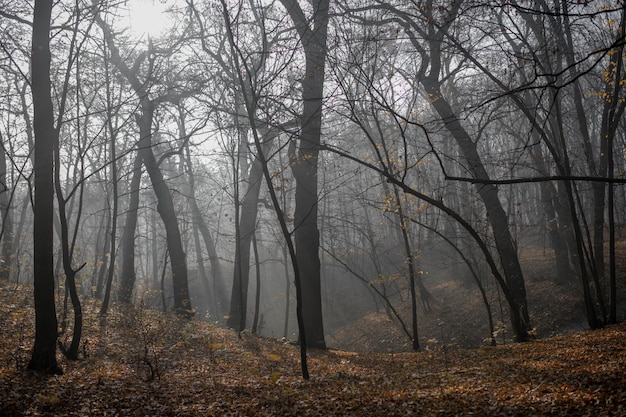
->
[94, 207, 110, 298]
[29, 0, 61, 374]
[281, 0, 330, 350]
[114, 151, 142, 307]
[228, 134, 274, 331]
[136, 106, 192, 315]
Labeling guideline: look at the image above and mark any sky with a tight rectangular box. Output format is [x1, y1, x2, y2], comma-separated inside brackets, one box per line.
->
[125, 0, 173, 39]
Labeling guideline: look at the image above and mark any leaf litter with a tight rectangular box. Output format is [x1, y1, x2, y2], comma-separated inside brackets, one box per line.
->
[0, 281, 625, 416]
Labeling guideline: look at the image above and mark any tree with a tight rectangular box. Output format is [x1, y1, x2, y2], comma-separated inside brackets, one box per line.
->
[0, 127, 14, 282]
[98, 28, 121, 313]
[176, 100, 228, 318]
[228, 130, 276, 331]
[94, 13, 196, 315]
[28, 0, 62, 374]
[330, 0, 539, 342]
[280, 0, 330, 350]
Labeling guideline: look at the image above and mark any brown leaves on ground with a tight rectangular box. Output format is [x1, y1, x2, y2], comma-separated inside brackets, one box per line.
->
[1, 280, 625, 416]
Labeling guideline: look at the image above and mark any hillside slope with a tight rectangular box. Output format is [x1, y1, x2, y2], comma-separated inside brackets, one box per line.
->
[1, 280, 625, 416]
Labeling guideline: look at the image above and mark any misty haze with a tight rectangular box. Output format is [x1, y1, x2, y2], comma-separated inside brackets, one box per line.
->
[0, 0, 625, 415]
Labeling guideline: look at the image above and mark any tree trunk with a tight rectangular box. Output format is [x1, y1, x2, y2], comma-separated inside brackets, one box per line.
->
[54, 125, 83, 361]
[29, 0, 61, 374]
[422, 76, 531, 340]
[394, 186, 421, 351]
[136, 106, 193, 316]
[183, 127, 227, 318]
[101, 122, 119, 313]
[228, 135, 274, 331]
[189, 187, 227, 315]
[96, 14, 193, 316]
[282, 242, 291, 339]
[114, 151, 142, 307]
[93, 208, 110, 297]
[251, 232, 262, 335]
[0, 132, 13, 282]
[99, 44, 119, 310]
[281, 0, 330, 350]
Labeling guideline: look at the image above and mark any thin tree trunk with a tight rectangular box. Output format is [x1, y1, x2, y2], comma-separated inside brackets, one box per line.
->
[12, 194, 30, 283]
[251, 232, 262, 334]
[282, 242, 290, 339]
[0, 131, 13, 282]
[182, 123, 226, 318]
[604, 7, 626, 323]
[395, 187, 420, 351]
[93, 208, 110, 297]
[102, 104, 119, 313]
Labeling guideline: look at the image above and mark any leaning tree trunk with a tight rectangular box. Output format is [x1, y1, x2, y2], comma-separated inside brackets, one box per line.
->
[96, 13, 193, 316]
[182, 124, 227, 318]
[422, 75, 531, 341]
[137, 106, 192, 315]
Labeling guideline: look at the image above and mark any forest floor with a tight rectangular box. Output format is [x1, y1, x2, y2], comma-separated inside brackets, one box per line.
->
[329, 238, 626, 353]
[1, 280, 625, 416]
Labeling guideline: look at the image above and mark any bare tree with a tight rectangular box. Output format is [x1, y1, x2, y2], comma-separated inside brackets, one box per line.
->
[28, 0, 62, 374]
[279, 0, 331, 350]
[94, 13, 197, 315]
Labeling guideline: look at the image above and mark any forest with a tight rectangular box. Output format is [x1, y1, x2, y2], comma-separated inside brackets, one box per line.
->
[0, 0, 625, 414]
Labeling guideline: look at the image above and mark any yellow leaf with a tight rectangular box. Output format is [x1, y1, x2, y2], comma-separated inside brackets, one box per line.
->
[208, 343, 225, 350]
[270, 372, 281, 383]
[266, 353, 282, 362]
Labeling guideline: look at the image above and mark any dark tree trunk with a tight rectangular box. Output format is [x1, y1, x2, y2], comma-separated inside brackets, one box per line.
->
[396, 189, 420, 351]
[228, 137, 273, 331]
[282, 242, 290, 339]
[28, 0, 61, 374]
[0, 132, 13, 282]
[251, 232, 262, 335]
[94, 208, 110, 298]
[422, 76, 530, 341]
[95, 19, 193, 315]
[281, 0, 330, 350]
[114, 151, 142, 307]
[54, 146, 83, 360]
[99, 47, 120, 310]
[136, 106, 192, 315]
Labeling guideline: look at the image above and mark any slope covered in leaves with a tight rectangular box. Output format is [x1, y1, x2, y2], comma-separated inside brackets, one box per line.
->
[0, 280, 625, 416]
